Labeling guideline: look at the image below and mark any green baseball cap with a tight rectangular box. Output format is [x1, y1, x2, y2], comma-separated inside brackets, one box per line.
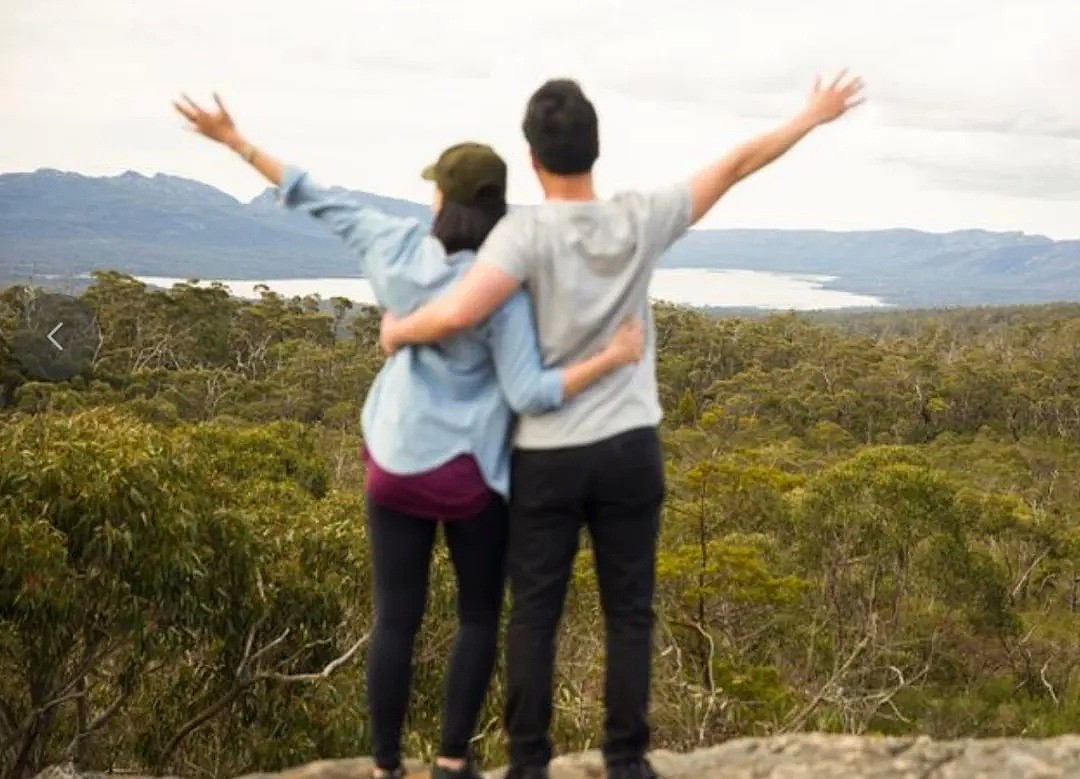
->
[421, 142, 507, 206]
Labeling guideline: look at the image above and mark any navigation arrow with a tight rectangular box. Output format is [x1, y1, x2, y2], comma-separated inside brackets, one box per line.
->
[47, 323, 64, 351]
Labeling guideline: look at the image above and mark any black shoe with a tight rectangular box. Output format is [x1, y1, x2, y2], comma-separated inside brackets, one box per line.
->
[431, 762, 484, 779]
[373, 768, 406, 779]
[503, 766, 550, 779]
[607, 759, 660, 779]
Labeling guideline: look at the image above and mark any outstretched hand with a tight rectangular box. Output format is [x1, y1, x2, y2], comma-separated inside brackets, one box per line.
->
[804, 71, 865, 126]
[174, 93, 241, 147]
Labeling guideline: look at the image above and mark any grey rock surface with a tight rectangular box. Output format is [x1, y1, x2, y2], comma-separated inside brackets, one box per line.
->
[34, 735, 1080, 779]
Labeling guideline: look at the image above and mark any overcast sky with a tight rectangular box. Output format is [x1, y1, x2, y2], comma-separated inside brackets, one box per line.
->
[2, 0, 1078, 238]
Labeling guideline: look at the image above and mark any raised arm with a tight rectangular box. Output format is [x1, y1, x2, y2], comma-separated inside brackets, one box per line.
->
[174, 93, 283, 185]
[174, 93, 423, 302]
[484, 292, 644, 414]
[688, 71, 865, 225]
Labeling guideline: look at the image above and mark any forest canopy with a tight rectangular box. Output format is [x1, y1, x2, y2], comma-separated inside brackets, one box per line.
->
[2, 272, 1079, 777]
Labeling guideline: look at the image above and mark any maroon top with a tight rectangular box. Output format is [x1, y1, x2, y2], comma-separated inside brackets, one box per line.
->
[362, 445, 493, 521]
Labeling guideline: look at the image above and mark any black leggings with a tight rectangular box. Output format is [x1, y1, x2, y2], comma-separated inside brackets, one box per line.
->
[365, 497, 508, 771]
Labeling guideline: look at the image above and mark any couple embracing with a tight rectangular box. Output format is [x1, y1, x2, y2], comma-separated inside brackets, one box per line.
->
[177, 71, 863, 779]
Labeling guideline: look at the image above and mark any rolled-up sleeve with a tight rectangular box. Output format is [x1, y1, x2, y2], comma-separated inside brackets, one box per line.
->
[277, 166, 424, 278]
[484, 292, 563, 414]
[277, 165, 310, 207]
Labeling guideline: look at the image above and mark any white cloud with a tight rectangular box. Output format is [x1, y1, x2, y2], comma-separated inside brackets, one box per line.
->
[1, 0, 1078, 238]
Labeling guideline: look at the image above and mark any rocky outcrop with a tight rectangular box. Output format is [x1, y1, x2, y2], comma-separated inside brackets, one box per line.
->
[33, 735, 1080, 779]
[490, 736, 1080, 778]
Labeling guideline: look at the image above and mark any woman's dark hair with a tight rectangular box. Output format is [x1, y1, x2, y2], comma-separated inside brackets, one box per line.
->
[522, 79, 599, 175]
[430, 188, 507, 254]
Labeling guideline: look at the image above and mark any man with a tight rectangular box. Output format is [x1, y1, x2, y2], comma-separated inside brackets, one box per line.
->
[381, 71, 865, 779]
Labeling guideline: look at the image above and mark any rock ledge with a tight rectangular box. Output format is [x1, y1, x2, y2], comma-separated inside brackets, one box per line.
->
[34, 734, 1080, 779]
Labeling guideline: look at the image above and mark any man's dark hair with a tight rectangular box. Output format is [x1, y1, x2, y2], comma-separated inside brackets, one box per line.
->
[430, 189, 507, 254]
[522, 79, 599, 175]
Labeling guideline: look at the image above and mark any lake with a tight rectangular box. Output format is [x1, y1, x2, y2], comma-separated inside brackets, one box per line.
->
[135, 269, 886, 311]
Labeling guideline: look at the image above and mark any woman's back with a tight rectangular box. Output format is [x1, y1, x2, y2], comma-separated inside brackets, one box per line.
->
[278, 167, 563, 497]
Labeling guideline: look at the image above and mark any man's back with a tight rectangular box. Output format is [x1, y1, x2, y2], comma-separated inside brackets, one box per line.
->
[479, 184, 691, 449]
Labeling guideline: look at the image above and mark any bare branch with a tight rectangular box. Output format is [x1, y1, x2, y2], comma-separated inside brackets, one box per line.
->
[0, 694, 17, 734]
[262, 632, 369, 683]
[51, 641, 122, 704]
[854, 662, 931, 734]
[1011, 550, 1051, 601]
[63, 686, 133, 760]
[277, 638, 334, 671]
[1040, 660, 1059, 705]
[0, 693, 86, 756]
[26, 692, 84, 721]
[161, 629, 366, 766]
[781, 635, 870, 733]
[160, 681, 247, 764]
[244, 628, 289, 672]
[241, 620, 263, 669]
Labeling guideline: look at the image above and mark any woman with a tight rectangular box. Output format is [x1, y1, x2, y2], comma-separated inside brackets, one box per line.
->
[174, 94, 643, 779]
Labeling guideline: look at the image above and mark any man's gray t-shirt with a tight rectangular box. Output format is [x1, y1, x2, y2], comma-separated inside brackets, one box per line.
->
[477, 184, 693, 450]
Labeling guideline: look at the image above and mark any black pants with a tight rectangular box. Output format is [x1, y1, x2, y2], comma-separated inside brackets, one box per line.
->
[504, 426, 664, 769]
[365, 497, 508, 771]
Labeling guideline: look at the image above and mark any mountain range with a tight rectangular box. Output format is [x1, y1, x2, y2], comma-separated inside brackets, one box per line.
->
[2, 168, 1078, 307]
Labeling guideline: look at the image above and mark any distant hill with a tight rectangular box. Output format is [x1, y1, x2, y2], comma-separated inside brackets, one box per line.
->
[664, 228, 1080, 306]
[0, 169, 430, 281]
[2, 168, 1078, 307]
